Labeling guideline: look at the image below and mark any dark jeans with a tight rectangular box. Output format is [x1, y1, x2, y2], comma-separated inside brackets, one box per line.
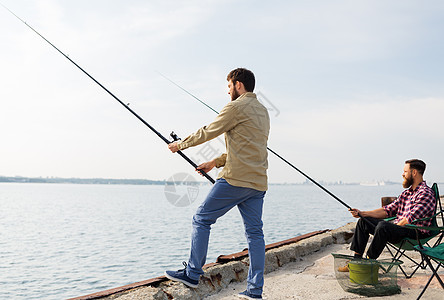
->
[350, 217, 428, 259]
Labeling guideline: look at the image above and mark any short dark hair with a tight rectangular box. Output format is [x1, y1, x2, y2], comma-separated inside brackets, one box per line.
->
[405, 159, 426, 175]
[226, 68, 255, 92]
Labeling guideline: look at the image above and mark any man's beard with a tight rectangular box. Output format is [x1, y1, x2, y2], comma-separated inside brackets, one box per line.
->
[403, 175, 413, 188]
[231, 88, 240, 101]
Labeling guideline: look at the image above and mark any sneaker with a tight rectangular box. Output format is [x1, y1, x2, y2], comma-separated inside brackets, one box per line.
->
[238, 290, 262, 299]
[337, 265, 349, 272]
[164, 262, 199, 288]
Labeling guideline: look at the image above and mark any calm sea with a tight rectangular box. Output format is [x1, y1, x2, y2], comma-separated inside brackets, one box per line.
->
[0, 182, 404, 299]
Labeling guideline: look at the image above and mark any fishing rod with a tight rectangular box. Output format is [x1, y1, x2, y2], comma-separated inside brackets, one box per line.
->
[158, 72, 353, 210]
[160, 73, 382, 229]
[1, 3, 215, 184]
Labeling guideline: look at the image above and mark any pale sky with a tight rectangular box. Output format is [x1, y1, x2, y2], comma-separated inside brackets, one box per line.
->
[1, 0, 443, 184]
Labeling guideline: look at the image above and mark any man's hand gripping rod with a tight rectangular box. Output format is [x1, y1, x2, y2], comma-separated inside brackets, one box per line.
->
[170, 132, 215, 184]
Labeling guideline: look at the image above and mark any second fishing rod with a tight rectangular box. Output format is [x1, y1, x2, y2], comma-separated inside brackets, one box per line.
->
[159, 73, 355, 211]
[161, 73, 382, 228]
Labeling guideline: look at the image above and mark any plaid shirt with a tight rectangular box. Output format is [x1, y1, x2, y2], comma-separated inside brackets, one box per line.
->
[384, 181, 436, 234]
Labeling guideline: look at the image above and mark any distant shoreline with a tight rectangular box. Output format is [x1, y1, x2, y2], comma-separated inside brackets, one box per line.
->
[0, 176, 168, 185]
[0, 176, 403, 186]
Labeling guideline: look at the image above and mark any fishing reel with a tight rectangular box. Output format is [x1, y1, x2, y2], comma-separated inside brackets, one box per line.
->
[170, 131, 181, 142]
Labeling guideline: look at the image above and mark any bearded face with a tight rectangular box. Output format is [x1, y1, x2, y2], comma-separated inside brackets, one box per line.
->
[403, 170, 414, 188]
[228, 80, 241, 101]
[230, 88, 240, 101]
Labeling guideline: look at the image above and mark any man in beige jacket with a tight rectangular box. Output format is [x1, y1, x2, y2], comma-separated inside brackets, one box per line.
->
[165, 68, 270, 299]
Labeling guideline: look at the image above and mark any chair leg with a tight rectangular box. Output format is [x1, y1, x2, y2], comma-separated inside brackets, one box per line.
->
[427, 261, 444, 289]
[407, 252, 429, 279]
[386, 244, 412, 278]
[417, 259, 444, 300]
[417, 275, 433, 300]
[386, 242, 426, 278]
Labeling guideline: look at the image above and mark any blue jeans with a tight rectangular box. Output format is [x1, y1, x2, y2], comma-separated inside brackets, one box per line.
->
[186, 178, 266, 295]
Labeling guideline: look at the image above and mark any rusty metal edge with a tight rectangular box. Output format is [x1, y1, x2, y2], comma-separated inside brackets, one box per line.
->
[216, 229, 329, 263]
[66, 276, 169, 300]
[67, 229, 329, 300]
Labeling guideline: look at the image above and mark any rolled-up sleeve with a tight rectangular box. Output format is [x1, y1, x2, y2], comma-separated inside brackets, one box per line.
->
[383, 199, 399, 218]
[214, 153, 227, 168]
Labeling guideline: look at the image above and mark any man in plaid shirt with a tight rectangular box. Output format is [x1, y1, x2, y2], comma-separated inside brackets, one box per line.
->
[346, 159, 436, 261]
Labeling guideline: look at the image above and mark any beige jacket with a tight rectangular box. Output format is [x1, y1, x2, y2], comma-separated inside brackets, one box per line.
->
[178, 92, 270, 191]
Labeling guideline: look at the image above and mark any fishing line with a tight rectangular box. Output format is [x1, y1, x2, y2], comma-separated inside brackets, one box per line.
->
[159, 73, 382, 229]
[1, 3, 215, 184]
[157, 72, 354, 210]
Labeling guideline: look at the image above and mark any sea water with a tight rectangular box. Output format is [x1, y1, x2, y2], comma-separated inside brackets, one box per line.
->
[0, 182, 404, 299]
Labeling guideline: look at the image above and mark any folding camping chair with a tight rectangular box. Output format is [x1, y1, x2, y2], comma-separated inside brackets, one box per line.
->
[384, 183, 444, 278]
[407, 225, 444, 299]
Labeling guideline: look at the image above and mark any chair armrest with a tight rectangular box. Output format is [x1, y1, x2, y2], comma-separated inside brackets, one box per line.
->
[405, 224, 444, 232]
[384, 216, 396, 222]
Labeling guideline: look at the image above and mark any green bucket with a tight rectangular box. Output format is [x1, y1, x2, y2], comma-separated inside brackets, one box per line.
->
[348, 261, 379, 285]
[333, 253, 403, 296]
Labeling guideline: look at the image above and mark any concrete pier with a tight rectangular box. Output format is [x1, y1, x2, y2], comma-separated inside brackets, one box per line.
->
[69, 222, 443, 299]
